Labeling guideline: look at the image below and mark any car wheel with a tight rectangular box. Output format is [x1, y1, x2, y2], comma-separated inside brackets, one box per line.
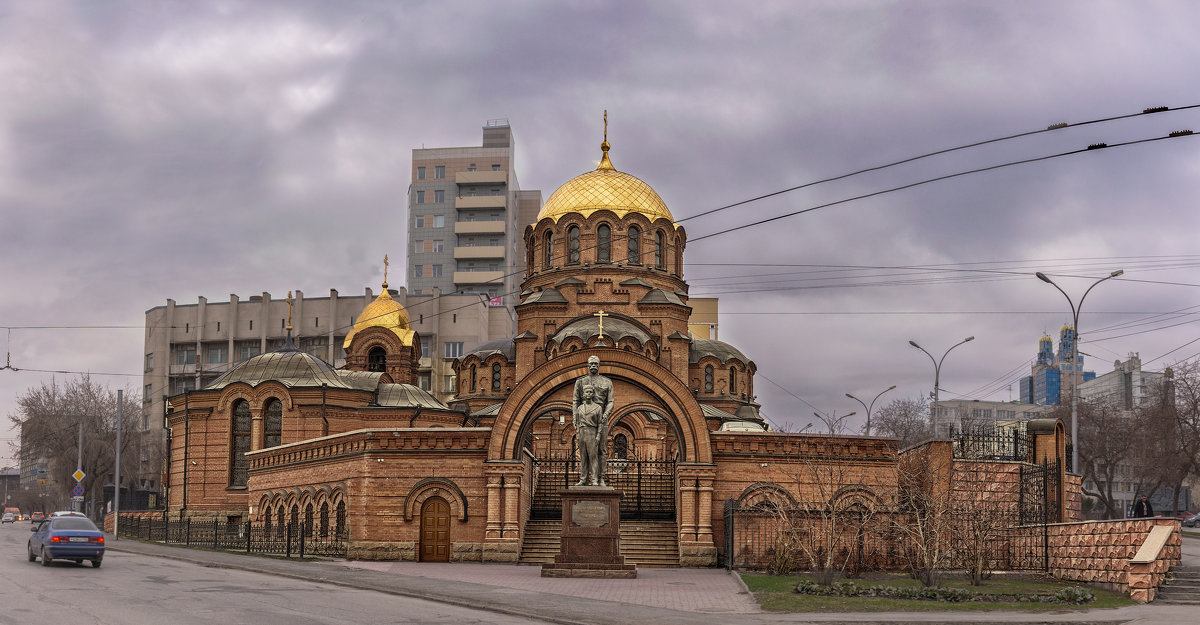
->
[91, 559, 101, 568]
[40, 547, 51, 567]
[27, 546, 35, 562]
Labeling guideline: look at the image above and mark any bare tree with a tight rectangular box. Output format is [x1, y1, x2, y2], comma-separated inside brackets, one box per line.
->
[1138, 363, 1200, 515]
[781, 458, 884, 585]
[872, 396, 932, 447]
[892, 442, 956, 587]
[951, 463, 1019, 585]
[1071, 399, 1141, 519]
[8, 376, 144, 516]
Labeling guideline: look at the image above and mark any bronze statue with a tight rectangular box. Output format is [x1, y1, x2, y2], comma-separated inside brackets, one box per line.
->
[573, 355, 614, 486]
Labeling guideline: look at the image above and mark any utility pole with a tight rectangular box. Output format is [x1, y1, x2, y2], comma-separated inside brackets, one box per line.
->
[75, 423, 83, 513]
[113, 390, 122, 540]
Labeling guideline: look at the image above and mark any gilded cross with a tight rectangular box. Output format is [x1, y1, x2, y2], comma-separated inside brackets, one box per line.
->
[593, 310, 609, 339]
[383, 254, 390, 287]
[285, 290, 294, 333]
[603, 109, 607, 143]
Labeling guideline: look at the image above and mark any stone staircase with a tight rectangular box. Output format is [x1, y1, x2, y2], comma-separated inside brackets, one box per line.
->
[1156, 565, 1200, 604]
[519, 519, 680, 567]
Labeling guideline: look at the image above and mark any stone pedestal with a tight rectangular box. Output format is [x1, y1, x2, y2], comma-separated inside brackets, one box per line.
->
[540, 487, 636, 578]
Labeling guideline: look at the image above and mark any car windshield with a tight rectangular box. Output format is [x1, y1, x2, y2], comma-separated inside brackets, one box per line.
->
[51, 518, 98, 531]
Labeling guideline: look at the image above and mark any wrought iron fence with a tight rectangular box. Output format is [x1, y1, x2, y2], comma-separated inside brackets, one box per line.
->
[950, 426, 1029, 461]
[117, 515, 346, 558]
[531, 454, 675, 520]
[723, 477, 1060, 574]
[722, 501, 902, 572]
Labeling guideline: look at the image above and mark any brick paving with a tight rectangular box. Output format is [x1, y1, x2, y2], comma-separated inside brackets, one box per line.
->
[333, 560, 760, 614]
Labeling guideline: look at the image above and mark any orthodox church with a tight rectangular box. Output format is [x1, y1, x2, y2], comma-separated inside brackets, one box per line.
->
[163, 125, 1055, 565]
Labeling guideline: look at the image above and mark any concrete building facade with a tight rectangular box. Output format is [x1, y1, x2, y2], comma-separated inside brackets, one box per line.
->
[1078, 354, 1166, 410]
[407, 120, 542, 327]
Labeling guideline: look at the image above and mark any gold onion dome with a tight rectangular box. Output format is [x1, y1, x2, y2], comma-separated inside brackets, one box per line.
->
[342, 278, 416, 349]
[536, 122, 675, 225]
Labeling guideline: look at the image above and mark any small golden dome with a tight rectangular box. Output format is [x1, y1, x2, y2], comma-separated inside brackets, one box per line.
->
[536, 134, 675, 224]
[342, 285, 416, 349]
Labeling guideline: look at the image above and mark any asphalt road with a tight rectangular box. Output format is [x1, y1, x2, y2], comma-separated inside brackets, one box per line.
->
[0, 521, 549, 625]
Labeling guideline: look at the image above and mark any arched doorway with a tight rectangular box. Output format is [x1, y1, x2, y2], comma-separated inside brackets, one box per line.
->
[419, 497, 451, 562]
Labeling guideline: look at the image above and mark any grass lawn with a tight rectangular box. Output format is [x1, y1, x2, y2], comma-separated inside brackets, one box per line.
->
[741, 571, 1135, 612]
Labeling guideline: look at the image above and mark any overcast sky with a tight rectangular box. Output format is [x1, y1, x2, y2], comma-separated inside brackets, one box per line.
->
[3, 0, 1200, 465]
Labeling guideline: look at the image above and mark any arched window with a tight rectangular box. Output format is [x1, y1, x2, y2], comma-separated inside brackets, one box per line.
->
[567, 226, 580, 265]
[470, 364, 477, 392]
[276, 506, 285, 538]
[263, 508, 273, 536]
[336, 501, 347, 538]
[704, 365, 714, 394]
[543, 231, 554, 269]
[655, 230, 665, 269]
[304, 502, 315, 538]
[264, 398, 282, 448]
[230, 400, 251, 487]
[613, 433, 629, 460]
[492, 363, 501, 392]
[627, 226, 641, 264]
[729, 367, 737, 396]
[290, 504, 300, 536]
[319, 502, 330, 537]
[367, 347, 386, 372]
[674, 235, 683, 275]
[597, 224, 611, 262]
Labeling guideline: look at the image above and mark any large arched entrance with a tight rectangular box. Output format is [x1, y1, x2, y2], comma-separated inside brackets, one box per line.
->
[526, 400, 680, 521]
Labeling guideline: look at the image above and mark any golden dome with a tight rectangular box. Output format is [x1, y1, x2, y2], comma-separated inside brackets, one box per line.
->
[536, 137, 675, 224]
[342, 283, 416, 349]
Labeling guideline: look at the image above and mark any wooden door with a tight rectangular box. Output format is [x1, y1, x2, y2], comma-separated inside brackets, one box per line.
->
[419, 497, 451, 562]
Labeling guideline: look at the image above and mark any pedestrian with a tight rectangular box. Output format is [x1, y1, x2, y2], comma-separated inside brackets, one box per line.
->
[1132, 494, 1155, 518]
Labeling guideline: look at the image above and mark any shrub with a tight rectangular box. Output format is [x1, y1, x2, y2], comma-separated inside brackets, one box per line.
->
[793, 580, 1094, 604]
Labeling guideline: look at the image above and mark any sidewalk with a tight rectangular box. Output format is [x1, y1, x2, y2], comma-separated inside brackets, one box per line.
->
[105, 536, 1197, 625]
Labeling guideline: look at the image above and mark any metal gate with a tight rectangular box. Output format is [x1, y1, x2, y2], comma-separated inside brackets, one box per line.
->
[531, 454, 676, 520]
[1019, 459, 1061, 525]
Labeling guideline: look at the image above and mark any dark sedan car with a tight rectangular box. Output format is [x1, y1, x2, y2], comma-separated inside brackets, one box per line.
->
[28, 516, 105, 567]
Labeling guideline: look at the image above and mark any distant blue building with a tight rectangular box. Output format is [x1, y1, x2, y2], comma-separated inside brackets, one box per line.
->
[1019, 327, 1096, 406]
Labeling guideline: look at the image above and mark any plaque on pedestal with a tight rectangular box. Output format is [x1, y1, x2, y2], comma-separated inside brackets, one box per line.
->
[540, 487, 636, 578]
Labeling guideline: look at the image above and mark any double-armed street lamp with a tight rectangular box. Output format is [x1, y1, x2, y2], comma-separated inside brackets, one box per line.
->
[813, 411, 855, 435]
[909, 337, 974, 436]
[1035, 269, 1123, 474]
[846, 385, 897, 437]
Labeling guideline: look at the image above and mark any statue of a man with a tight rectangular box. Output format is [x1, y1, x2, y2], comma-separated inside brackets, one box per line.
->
[573, 355, 614, 486]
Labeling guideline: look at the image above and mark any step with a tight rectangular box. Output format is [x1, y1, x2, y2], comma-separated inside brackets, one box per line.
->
[519, 520, 679, 566]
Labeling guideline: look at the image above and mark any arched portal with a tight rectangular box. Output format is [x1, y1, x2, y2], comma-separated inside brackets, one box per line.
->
[419, 497, 451, 562]
[494, 350, 710, 522]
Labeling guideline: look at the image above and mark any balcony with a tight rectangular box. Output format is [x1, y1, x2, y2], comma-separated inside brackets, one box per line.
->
[454, 220, 507, 235]
[456, 195, 506, 210]
[456, 170, 506, 185]
[454, 245, 506, 260]
[453, 271, 505, 285]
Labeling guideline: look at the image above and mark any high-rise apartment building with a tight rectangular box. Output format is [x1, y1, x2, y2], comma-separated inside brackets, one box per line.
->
[407, 120, 542, 329]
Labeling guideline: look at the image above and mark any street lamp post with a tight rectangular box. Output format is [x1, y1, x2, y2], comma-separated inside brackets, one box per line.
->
[909, 337, 975, 437]
[813, 411, 855, 435]
[1035, 269, 1123, 474]
[847, 385, 897, 437]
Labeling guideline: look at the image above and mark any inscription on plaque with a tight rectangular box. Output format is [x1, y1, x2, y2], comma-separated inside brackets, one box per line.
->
[571, 500, 610, 528]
